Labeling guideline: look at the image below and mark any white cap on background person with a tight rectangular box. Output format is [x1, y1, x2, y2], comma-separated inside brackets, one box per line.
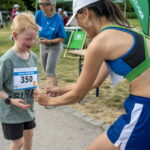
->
[66, 0, 99, 26]
[14, 4, 20, 8]
[58, 8, 62, 12]
[63, 11, 68, 17]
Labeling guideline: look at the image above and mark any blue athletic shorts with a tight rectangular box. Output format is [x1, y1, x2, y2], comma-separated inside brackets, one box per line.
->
[107, 94, 150, 150]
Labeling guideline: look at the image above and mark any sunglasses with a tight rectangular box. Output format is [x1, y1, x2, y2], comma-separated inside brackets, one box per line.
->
[38, 2, 51, 7]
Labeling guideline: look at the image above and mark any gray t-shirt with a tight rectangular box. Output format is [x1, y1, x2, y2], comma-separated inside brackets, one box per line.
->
[0, 49, 38, 123]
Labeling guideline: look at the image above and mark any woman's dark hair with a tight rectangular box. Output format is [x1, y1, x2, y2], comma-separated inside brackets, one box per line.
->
[78, 0, 131, 27]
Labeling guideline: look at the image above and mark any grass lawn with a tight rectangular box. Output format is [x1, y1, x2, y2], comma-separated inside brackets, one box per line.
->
[0, 19, 145, 124]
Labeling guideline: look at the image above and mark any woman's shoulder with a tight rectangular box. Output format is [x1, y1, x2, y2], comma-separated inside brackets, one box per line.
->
[93, 30, 115, 48]
[96, 28, 132, 46]
[35, 10, 43, 17]
[87, 33, 109, 56]
[54, 13, 63, 20]
[89, 29, 131, 59]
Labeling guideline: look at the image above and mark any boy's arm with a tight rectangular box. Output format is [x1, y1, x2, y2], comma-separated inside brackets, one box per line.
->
[0, 90, 30, 109]
[0, 90, 9, 99]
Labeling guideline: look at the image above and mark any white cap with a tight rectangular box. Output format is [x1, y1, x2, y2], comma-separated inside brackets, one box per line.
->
[14, 4, 20, 8]
[58, 8, 62, 12]
[66, 0, 99, 26]
[63, 11, 68, 16]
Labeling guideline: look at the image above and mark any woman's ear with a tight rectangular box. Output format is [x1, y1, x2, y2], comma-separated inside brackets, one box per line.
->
[83, 8, 90, 18]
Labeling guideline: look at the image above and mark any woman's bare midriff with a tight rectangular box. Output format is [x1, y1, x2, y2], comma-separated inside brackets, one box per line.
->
[129, 68, 150, 98]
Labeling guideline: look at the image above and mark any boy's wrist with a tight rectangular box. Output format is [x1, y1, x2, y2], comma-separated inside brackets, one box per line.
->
[4, 96, 12, 105]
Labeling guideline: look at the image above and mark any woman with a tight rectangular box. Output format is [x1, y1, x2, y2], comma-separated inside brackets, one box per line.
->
[35, 0, 66, 86]
[35, 0, 150, 149]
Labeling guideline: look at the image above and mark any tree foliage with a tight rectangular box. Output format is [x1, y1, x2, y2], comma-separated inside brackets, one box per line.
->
[0, 0, 149, 14]
[0, 0, 36, 11]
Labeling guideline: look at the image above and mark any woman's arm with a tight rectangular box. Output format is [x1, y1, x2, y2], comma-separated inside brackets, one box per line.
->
[40, 38, 64, 44]
[46, 57, 109, 97]
[35, 37, 108, 106]
[45, 83, 76, 96]
[50, 38, 64, 44]
[92, 62, 109, 88]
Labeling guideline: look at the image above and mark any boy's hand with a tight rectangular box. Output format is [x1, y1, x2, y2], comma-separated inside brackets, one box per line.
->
[11, 98, 31, 109]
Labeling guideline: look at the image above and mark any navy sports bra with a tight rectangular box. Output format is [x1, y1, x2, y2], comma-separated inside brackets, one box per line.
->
[100, 25, 150, 82]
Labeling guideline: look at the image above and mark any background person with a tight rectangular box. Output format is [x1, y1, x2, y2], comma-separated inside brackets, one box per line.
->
[63, 11, 69, 26]
[58, 8, 69, 26]
[0, 13, 38, 150]
[35, 0, 66, 86]
[35, 0, 150, 150]
[57, 8, 63, 17]
[11, 4, 20, 20]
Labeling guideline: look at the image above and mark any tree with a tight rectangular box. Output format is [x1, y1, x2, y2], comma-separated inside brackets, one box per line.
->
[0, 0, 26, 11]
[0, 0, 36, 12]
[22, 0, 37, 12]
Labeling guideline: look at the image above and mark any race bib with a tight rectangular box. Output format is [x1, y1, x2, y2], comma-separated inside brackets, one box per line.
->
[13, 67, 38, 90]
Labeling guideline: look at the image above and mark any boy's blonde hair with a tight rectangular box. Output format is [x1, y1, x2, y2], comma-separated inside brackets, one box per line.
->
[11, 13, 38, 33]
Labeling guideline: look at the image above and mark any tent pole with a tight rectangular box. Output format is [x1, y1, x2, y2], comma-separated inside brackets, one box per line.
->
[124, 1, 126, 17]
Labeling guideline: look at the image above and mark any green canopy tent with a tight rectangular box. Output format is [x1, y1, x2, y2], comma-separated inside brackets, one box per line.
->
[111, 0, 149, 35]
[129, 0, 149, 35]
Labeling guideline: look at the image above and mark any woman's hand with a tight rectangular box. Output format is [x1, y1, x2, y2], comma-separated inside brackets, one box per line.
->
[46, 86, 61, 97]
[11, 98, 31, 109]
[34, 90, 50, 106]
[39, 38, 51, 44]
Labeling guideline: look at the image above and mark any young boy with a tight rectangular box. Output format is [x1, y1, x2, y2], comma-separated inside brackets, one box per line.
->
[0, 13, 38, 150]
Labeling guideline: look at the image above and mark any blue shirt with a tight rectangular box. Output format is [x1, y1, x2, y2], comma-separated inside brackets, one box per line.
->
[35, 10, 66, 40]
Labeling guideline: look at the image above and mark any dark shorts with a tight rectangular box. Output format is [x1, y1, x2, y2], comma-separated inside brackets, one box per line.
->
[2, 119, 36, 140]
